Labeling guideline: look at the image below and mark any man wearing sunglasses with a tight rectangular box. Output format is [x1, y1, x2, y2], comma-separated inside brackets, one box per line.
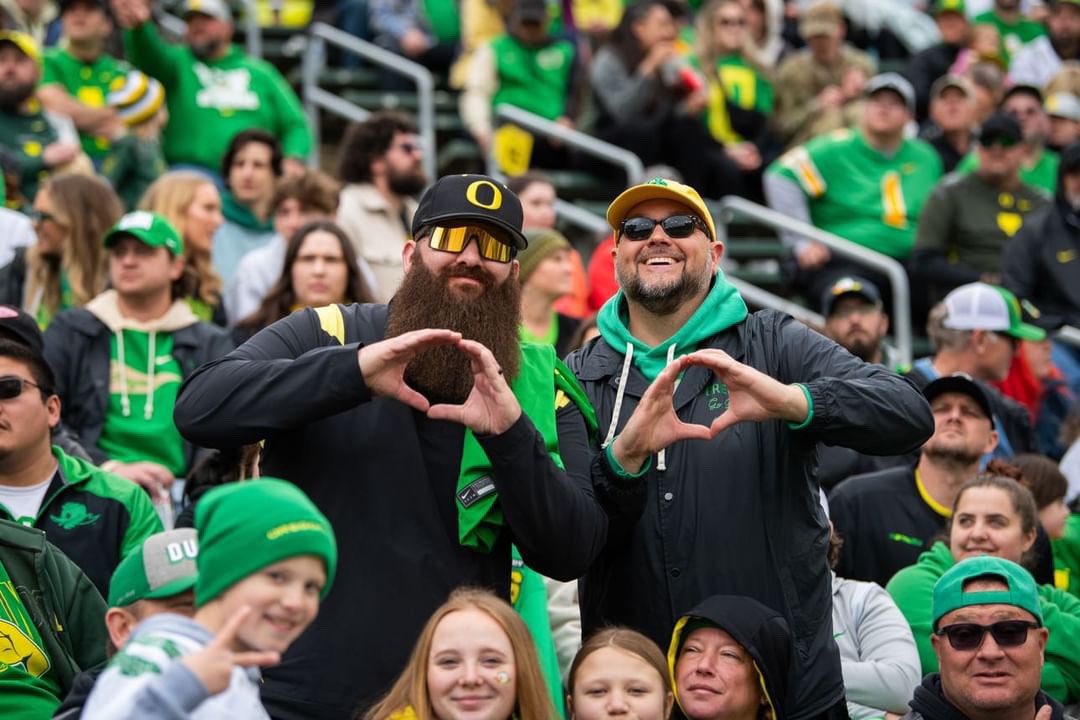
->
[557, 177, 935, 720]
[904, 556, 1064, 720]
[913, 112, 1047, 302]
[175, 173, 607, 719]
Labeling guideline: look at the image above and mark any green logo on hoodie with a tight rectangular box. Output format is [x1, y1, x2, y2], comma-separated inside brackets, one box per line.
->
[706, 382, 730, 413]
[49, 502, 100, 530]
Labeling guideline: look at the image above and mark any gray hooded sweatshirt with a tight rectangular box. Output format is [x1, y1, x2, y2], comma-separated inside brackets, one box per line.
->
[82, 613, 268, 720]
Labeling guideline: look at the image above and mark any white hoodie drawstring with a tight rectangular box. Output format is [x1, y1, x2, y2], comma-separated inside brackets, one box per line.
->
[144, 331, 156, 420]
[657, 343, 678, 472]
[602, 342, 634, 449]
[116, 331, 131, 417]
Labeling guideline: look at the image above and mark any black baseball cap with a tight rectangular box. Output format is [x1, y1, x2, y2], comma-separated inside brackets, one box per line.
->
[821, 276, 882, 316]
[0, 305, 44, 355]
[978, 112, 1023, 146]
[923, 372, 994, 421]
[1003, 83, 1044, 106]
[511, 0, 549, 24]
[411, 174, 528, 250]
[59, 0, 106, 13]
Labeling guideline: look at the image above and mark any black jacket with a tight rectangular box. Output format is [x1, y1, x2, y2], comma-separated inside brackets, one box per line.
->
[173, 303, 607, 720]
[1002, 143, 1080, 330]
[559, 310, 934, 720]
[42, 305, 234, 469]
[901, 673, 1074, 720]
[670, 595, 796, 720]
[0, 245, 27, 307]
[905, 43, 963, 121]
[52, 667, 101, 719]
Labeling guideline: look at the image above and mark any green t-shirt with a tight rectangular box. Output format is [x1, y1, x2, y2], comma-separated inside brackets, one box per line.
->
[97, 330, 187, 477]
[767, 129, 944, 259]
[0, 562, 64, 719]
[973, 10, 1045, 66]
[123, 23, 313, 171]
[490, 35, 575, 122]
[914, 172, 1048, 274]
[41, 48, 132, 159]
[954, 147, 1060, 195]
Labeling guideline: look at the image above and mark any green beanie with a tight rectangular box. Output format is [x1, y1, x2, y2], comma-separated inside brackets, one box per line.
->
[518, 229, 571, 285]
[194, 478, 337, 607]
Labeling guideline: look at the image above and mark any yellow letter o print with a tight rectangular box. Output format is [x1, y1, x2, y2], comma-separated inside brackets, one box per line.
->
[465, 180, 503, 211]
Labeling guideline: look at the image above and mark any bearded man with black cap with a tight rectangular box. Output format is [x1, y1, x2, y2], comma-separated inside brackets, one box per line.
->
[175, 173, 606, 720]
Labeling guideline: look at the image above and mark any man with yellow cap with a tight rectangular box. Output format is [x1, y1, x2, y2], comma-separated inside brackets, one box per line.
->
[557, 177, 935, 720]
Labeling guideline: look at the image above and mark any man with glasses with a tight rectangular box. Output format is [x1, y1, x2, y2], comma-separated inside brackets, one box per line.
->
[907, 282, 1043, 462]
[175, 173, 606, 719]
[0, 334, 162, 598]
[556, 177, 934, 720]
[335, 111, 428, 303]
[902, 556, 1064, 720]
[913, 112, 1047, 303]
[957, 86, 1060, 194]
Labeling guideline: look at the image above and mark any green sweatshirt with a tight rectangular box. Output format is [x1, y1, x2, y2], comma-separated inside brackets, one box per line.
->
[87, 290, 195, 477]
[490, 35, 575, 122]
[0, 559, 64, 719]
[886, 541, 1080, 703]
[122, 22, 312, 171]
[41, 47, 133, 159]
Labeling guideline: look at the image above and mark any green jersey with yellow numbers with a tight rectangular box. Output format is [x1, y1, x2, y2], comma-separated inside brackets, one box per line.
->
[767, 129, 944, 259]
[0, 560, 64, 720]
[41, 48, 133, 159]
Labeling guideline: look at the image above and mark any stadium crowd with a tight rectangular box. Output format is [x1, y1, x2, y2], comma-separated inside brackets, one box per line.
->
[0, 0, 1079, 718]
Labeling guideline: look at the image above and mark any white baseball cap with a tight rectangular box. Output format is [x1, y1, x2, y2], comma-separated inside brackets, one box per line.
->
[183, 0, 232, 22]
[942, 282, 1045, 341]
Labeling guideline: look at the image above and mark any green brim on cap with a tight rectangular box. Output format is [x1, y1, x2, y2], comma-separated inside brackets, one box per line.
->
[104, 211, 183, 256]
[141, 574, 197, 601]
[1007, 322, 1047, 342]
[994, 285, 1047, 341]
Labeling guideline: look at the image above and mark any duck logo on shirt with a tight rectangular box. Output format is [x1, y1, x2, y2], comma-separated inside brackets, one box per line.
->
[0, 619, 49, 678]
[49, 502, 100, 530]
[193, 64, 259, 111]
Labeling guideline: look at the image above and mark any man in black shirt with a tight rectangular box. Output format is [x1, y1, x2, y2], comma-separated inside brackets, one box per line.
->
[906, 0, 970, 121]
[829, 373, 997, 586]
[920, 74, 977, 173]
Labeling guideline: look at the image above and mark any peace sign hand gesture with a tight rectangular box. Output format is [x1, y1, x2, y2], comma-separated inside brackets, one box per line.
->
[427, 339, 521, 435]
[181, 606, 280, 696]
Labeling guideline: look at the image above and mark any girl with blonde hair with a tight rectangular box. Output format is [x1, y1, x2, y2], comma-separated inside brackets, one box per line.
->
[139, 171, 226, 324]
[366, 588, 554, 720]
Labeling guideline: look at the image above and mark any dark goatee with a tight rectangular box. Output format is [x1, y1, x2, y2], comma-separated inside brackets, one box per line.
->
[385, 254, 521, 404]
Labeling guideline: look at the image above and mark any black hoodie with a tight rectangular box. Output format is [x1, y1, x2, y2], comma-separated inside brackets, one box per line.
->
[668, 595, 796, 720]
[1002, 141, 1080, 329]
[903, 673, 1070, 720]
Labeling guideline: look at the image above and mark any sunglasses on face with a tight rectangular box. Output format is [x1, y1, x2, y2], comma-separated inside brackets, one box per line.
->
[936, 620, 1040, 651]
[0, 375, 41, 400]
[29, 209, 63, 226]
[979, 136, 1019, 149]
[619, 214, 709, 242]
[428, 225, 515, 263]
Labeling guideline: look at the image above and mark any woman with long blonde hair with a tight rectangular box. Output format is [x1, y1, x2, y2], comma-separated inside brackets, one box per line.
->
[139, 171, 226, 324]
[365, 588, 554, 720]
[22, 174, 122, 327]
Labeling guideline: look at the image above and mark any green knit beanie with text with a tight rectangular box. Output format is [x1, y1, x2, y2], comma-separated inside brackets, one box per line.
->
[194, 478, 338, 607]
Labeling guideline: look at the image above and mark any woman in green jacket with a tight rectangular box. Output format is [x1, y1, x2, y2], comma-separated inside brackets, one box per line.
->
[886, 473, 1080, 704]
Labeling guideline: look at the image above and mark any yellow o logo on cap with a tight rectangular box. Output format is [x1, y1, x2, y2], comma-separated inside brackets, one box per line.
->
[465, 180, 503, 211]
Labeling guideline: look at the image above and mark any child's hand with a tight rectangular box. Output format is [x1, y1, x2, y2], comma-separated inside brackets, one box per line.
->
[181, 606, 280, 696]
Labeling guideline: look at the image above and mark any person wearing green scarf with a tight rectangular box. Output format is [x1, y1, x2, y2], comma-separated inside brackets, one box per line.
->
[174, 174, 611, 719]
[556, 177, 936, 720]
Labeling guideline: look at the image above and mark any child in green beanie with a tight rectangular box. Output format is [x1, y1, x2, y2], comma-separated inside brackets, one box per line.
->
[82, 478, 337, 720]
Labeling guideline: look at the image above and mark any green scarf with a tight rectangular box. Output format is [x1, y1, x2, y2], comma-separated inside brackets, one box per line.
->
[596, 269, 749, 380]
[221, 191, 274, 233]
[457, 343, 596, 552]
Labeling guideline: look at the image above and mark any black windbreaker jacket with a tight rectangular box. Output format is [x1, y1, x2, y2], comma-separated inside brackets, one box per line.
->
[173, 303, 607, 720]
[558, 309, 934, 720]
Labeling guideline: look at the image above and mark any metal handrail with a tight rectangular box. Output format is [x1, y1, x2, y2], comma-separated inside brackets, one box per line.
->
[487, 105, 645, 186]
[302, 23, 437, 183]
[726, 276, 825, 328]
[555, 199, 610, 237]
[716, 195, 913, 366]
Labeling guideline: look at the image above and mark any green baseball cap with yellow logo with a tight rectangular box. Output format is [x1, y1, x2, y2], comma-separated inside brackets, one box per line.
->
[0, 30, 40, 63]
[104, 211, 184, 256]
[108, 528, 199, 608]
[930, 0, 966, 15]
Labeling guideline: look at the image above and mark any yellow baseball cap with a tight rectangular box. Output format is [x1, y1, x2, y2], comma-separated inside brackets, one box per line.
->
[606, 177, 717, 242]
[0, 31, 40, 63]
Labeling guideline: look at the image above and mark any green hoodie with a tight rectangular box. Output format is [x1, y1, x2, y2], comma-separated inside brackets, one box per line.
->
[87, 290, 197, 477]
[1053, 513, 1080, 599]
[597, 270, 749, 381]
[886, 541, 1080, 703]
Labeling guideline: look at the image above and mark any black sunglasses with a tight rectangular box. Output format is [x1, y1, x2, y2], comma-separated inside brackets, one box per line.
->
[936, 620, 1039, 651]
[619, 214, 709, 242]
[0, 375, 41, 400]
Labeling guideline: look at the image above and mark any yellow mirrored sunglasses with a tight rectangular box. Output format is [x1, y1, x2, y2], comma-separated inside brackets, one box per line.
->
[428, 225, 514, 264]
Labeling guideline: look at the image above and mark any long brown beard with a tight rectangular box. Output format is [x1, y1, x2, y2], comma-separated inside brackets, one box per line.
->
[385, 253, 522, 404]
